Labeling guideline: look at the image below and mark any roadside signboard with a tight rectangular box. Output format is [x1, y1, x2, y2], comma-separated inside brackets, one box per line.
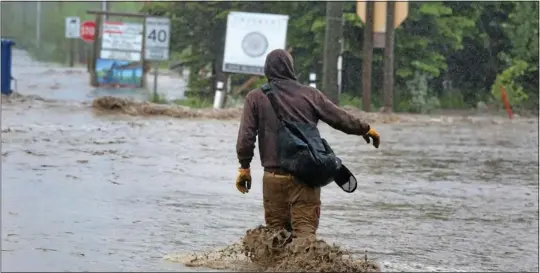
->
[80, 20, 96, 43]
[101, 21, 143, 51]
[65, 17, 80, 39]
[222, 11, 289, 75]
[144, 17, 171, 61]
[100, 21, 143, 62]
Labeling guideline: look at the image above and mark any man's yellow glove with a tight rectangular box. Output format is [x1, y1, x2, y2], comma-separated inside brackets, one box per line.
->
[235, 168, 252, 194]
[362, 128, 380, 148]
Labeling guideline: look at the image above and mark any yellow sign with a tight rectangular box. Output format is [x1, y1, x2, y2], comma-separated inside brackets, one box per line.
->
[356, 0, 409, 32]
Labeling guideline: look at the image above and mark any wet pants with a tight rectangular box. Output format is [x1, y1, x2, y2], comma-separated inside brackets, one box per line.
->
[262, 171, 321, 238]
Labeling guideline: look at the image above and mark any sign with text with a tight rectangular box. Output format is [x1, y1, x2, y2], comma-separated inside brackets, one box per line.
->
[65, 17, 80, 39]
[144, 17, 171, 61]
[101, 21, 143, 52]
[222, 11, 289, 75]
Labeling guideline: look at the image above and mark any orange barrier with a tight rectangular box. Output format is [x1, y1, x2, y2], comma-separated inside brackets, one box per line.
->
[500, 85, 513, 119]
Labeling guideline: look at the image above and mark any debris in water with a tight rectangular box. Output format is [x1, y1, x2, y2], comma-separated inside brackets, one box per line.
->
[91, 96, 242, 120]
[1, 92, 48, 103]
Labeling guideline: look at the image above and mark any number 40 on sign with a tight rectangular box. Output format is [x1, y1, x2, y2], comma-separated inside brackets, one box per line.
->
[145, 17, 171, 61]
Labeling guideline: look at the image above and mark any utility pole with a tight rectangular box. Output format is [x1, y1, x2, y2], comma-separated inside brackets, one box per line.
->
[361, 1, 374, 112]
[22, 2, 27, 35]
[36, 1, 41, 49]
[101, 0, 109, 21]
[337, 14, 345, 97]
[382, 1, 395, 113]
[322, 0, 344, 104]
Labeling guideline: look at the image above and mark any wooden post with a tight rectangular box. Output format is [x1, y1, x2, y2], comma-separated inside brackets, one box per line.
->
[382, 1, 395, 113]
[361, 1, 374, 112]
[90, 14, 102, 87]
[322, 1, 344, 104]
[383, 1, 395, 113]
[69, 38, 75, 67]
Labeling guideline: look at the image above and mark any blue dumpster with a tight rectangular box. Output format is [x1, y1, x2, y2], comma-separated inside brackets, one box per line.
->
[1, 39, 16, 95]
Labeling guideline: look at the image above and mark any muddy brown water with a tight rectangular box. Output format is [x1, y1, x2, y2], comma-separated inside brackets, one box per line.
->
[1, 51, 539, 272]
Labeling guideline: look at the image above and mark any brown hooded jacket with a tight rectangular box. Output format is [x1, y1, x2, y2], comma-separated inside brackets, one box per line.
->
[236, 49, 371, 172]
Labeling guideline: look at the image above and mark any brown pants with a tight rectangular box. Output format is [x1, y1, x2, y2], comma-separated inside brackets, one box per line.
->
[263, 171, 321, 238]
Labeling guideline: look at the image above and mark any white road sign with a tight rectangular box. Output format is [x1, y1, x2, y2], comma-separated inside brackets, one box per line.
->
[101, 21, 143, 52]
[222, 12, 289, 75]
[65, 17, 81, 39]
[100, 49, 141, 62]
[144, 17, 171, 61]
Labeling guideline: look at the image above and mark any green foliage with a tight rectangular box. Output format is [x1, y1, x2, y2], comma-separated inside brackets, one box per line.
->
[491, 60, 531, 107]
[438, 91, 468, 109]
[4, 1, 538, 111]
[1, 2, 144, 63]
[394, 2, 477, 81]
[403, 72, 440, 114]
[339, 93, 362, 108]
[493, 1, 539, 110]
[151, 92, 212, 108]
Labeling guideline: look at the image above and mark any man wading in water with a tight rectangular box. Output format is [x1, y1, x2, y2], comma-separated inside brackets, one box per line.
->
[235, 49, 380, 239]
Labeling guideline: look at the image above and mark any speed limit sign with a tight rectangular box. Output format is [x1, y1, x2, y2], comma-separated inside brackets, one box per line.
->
[145, 17, 170, 61]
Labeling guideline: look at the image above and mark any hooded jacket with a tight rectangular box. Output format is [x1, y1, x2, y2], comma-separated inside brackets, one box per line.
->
[236, 49, 370, 171]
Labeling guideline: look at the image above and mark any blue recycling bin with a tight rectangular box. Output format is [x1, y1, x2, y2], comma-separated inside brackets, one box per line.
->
[1, 39, 16, 95]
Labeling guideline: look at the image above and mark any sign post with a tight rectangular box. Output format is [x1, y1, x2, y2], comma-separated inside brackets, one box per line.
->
[220, 11, 289, 109]
[144, 17, 171, 102]
[65, 17, 80, 67]
[222, 12, 289, 76]
[356, 0, 408, 112]
[80, 20, 96, 43]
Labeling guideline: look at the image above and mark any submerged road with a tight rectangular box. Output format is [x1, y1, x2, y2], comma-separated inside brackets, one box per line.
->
[1, 50, 539, 272]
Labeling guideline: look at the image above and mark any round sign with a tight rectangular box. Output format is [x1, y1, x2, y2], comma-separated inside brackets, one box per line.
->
[80, 21, 96, 43]
[241, 32, 268, 58]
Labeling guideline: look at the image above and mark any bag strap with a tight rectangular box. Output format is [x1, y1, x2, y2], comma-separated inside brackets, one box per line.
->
[261, 83, 284, 122]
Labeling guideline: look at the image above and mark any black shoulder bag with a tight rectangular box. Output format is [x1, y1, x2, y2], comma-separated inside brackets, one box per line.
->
[261, 83, 341, 188]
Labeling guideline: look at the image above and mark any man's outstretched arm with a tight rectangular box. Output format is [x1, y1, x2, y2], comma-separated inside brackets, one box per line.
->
[313, 90, 371, 135]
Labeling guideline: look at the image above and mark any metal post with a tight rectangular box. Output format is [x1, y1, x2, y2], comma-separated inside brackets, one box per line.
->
[213, 81, 225, 109]
[141, 16, 147, 88]
[337, 13, 345, 97]
[101, 0, 108, 21]
[36, 1, 41, 49]
[152, 64, 159, 102]
[309, 73, 317, 88]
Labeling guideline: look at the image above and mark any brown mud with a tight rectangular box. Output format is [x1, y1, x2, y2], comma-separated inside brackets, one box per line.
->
[164, 226, 380, 272]
[1, 92, 51, 104]
[89, 96, 531, 126]
[91, 96, 243, 120]
[90, 96, 400, 123]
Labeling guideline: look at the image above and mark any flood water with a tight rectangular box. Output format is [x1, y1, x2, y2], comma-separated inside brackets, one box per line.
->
[2, 51, 539, 272]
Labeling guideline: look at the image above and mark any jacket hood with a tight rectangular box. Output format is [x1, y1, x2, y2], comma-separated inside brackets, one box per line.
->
[264, 49, 298, 82]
